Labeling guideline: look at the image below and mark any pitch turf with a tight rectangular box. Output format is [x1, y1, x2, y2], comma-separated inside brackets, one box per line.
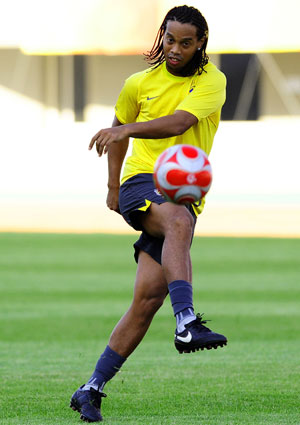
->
[0, 233, 300, 425]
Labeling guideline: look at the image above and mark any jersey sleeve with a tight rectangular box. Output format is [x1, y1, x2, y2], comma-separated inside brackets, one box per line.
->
[114, 72, 141, 124]
[176, 70, 226, 120]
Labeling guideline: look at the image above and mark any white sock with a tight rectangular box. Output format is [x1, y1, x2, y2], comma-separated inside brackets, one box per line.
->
[82, 382, 105, 392]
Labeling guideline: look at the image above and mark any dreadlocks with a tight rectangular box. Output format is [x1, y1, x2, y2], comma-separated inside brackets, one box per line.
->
[145, 5, 209, 76]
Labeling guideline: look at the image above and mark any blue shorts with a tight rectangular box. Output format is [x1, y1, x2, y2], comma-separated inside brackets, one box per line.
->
[119, 173, 197, 264]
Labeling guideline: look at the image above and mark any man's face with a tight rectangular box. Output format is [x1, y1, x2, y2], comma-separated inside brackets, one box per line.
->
[163, 20, 203, 76]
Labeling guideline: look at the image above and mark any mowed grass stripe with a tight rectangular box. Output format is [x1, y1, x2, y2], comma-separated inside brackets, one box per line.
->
[0, 233, 299, 425]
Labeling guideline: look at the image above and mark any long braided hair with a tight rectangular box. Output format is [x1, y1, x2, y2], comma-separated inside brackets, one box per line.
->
[145, 5, 209, 76]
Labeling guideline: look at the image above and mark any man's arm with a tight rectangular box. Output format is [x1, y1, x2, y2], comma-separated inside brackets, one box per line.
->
[89, 110, 197, 157]
[106, 115, 129, 213]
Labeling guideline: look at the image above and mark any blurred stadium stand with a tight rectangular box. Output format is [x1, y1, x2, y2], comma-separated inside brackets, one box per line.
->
[0, 0, 299, 237]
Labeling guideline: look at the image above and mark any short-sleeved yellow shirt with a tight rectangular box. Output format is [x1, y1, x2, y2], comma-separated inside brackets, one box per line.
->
[116, 61, 226, 187]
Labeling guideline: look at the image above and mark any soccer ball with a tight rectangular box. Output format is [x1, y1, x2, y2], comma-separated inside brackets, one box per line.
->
[153, 144, 212, 204]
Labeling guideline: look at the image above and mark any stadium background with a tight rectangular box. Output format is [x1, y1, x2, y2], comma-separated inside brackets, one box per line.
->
[0, 0, 299, 237]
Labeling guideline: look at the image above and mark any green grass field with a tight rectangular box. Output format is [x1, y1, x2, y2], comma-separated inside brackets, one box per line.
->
[0, 233, 299, 425]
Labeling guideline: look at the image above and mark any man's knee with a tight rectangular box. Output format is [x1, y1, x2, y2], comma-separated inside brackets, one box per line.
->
[165, 208, 194, 238]
[172, 209, 194, 230]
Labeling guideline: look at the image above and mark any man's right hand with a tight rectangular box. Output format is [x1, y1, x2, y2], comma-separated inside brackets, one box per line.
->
[106, 187, 120, 214]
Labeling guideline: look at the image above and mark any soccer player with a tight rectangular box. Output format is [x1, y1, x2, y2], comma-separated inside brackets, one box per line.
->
[70, 5, 227, 422]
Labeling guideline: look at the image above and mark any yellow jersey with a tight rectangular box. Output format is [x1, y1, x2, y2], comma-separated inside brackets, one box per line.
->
[115, 61, 226, 187]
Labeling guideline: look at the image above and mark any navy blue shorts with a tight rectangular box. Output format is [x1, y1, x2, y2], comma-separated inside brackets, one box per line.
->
[119, 173, 197, 264]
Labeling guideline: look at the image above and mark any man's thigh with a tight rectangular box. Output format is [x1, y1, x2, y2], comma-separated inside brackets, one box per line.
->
[139, 202, 195, 239]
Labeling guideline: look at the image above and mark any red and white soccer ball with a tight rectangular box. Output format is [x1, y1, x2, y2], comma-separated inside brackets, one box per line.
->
[153, 144, 212, 204]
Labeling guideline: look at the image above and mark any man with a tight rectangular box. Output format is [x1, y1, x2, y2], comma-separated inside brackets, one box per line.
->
[70, 5, 227, 422]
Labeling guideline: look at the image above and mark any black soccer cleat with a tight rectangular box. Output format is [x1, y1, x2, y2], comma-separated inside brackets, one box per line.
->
[174, 313, 227, 354]
[70, 385, 107, 422]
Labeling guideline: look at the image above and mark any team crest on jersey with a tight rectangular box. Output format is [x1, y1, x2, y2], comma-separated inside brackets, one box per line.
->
[189, 77, 197, 93]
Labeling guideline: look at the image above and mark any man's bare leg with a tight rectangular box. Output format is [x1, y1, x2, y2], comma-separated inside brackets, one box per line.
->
[138, 202, 227, 352]
[140, 202, 194, 283]
[108, 250, 167, 357]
